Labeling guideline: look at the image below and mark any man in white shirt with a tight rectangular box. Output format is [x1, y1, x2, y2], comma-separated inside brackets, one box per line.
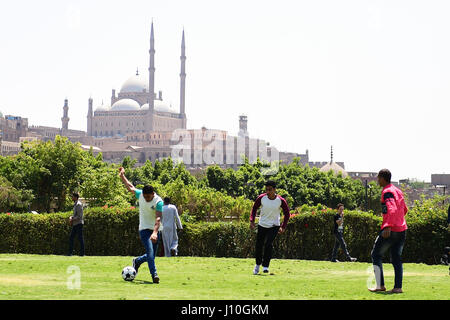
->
[250, 180, 290, 275]
[119, 167, 163, 283]
[161, 197, 183, 257]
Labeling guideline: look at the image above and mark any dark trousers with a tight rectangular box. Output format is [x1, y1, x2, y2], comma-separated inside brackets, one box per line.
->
[68, 224, 85, 256]
[331, 230, 351, 261]
[371, 230, 406, 289]
[255, 225, 279, 268]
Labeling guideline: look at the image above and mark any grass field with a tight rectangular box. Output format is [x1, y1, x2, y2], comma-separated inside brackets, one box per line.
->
[0, 254, 448, 300]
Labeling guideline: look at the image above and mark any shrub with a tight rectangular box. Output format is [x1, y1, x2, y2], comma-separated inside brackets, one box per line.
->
[0, 205, 448, 264]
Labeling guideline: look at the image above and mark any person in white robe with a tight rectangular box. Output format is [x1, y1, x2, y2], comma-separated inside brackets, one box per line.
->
[161, 197, 183, 257]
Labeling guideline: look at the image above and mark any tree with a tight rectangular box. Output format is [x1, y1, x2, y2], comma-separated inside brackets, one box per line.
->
[4, 136, 87, 212]
[0, 176, 34, 212]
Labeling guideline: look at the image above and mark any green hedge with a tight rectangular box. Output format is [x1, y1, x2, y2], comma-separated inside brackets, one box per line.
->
[0, 207, 448, 264]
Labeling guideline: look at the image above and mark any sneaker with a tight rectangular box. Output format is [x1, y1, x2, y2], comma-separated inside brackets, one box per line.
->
[170, 249, 177, 257]
[349, 257, 357, 262]
[132, 257, 140, 275]
[253, 265, 260, 275]
[331, 259, 339, 262]
[152, 274, 160, 284]
[263, 267, 269, 273]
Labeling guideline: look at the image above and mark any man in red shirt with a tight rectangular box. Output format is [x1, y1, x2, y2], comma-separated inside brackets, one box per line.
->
[369, 169, 408, 294]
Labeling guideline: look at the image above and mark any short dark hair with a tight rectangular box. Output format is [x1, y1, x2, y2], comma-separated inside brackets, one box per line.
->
[164, 197, 170, 204]
[378, 169, 392, 183]
[337, 203, 344, 209]
[72, 192, 79, 199]
[142, 185, 155, 195]
[265, 180, 277, 189]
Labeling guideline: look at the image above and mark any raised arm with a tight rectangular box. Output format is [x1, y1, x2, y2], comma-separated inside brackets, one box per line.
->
[118, 167, 136, 193]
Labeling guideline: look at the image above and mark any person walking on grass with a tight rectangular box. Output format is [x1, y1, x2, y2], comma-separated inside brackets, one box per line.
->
[118, 167, 163, 284]
[369, 169, 408, 294]
[250, 180, 290, 275]
[68, 192, 85, 256]
[161, 197, 183, 257]
[330, 203, 357, 263]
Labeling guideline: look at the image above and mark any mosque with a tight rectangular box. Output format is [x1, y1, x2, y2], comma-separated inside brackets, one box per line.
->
[87, 22, 187, 138]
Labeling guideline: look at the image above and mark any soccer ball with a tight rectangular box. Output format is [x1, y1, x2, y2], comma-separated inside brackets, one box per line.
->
[122, 266, 136, 281]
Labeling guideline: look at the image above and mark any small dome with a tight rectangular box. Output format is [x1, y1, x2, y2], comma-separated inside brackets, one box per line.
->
[120, 74, 148, 93]
[95, 103, 110, 112]
[111, 99, 140, 111]
[320, 162, 348, 177]
[139, 101, 176, 113]
[154, 100, 174, 113]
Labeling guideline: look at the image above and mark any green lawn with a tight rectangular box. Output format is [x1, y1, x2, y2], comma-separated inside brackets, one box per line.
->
[0, 254, 448, 300]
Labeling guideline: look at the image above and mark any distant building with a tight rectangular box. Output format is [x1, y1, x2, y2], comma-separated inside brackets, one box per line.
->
[0, 113, 28, 142]
[348, 171, 378, 183]
[431, 174, 450, 187]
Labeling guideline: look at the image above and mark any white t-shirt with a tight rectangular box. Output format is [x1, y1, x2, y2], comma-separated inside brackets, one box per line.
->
[250, 193, 290, 229]
[135, 190, 164, 231]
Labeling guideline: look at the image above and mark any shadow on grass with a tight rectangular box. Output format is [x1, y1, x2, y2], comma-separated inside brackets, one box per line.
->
[131, 280, 154, 285]
[370, 290, 402, 295]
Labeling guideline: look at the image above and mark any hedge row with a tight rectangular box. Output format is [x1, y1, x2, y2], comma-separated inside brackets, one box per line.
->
[0, 207, 448, 264]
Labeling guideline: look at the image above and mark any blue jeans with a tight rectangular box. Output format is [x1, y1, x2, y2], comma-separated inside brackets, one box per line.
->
[135, 229, 161, 276]
[371, 230, 406, 289]
[68, 224, 85, 256]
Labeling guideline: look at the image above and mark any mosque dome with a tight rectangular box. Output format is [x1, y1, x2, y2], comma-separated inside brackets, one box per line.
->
[140, 101, 175, 113]
[320, 162, 348, 177]
[154, 100, 174, 113]
[95, 103, 110, 112]
[111, 99, 141, 111]
[120, 73, 148, 93]
[319, 146, 348, 177]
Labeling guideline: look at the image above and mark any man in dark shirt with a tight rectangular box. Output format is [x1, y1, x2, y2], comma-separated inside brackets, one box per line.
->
[331, 203, 357, 262]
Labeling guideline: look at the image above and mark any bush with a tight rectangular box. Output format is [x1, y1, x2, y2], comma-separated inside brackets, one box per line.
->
[0, 205, 448, 264]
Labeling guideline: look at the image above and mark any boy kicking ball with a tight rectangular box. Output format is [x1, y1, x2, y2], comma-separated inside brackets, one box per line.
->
[119, 167, 164, 284]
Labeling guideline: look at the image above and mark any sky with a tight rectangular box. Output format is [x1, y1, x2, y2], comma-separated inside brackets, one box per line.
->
[0, 0, 449, 182]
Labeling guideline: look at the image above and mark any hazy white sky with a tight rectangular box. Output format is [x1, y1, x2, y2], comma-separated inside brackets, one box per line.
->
[1, 0, 449, 181]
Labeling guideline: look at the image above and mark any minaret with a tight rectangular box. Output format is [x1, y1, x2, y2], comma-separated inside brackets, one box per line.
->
[147, 20, 155, 131]
[180, 28, 187, 129]
[87, 97, 93, 136]
[238, 115, 248, 137]
[330, 145, 334, 163]
[61, 98, 69, 131]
